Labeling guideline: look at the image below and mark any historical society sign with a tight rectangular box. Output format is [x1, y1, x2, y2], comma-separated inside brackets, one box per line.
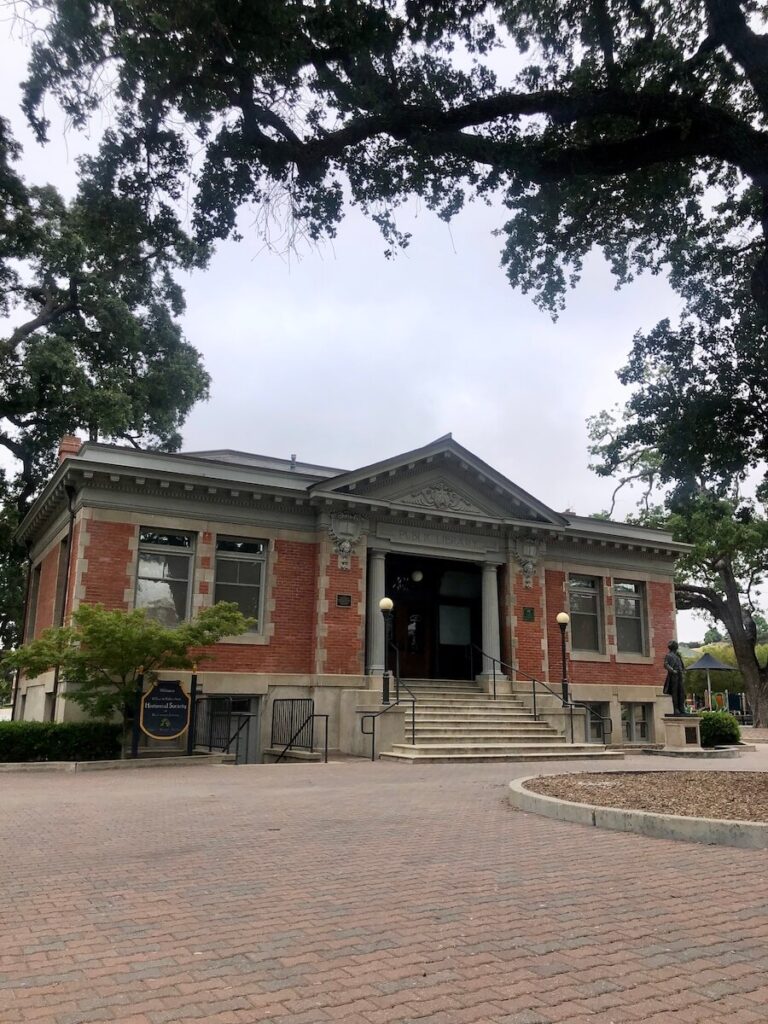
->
[140, 680, 191, 740]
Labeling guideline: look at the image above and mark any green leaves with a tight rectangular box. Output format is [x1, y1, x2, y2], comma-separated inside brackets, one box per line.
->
[4, 602, 252, 721]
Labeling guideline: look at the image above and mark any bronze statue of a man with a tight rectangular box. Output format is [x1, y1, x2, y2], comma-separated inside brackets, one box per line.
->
[663, 640, 687, 716]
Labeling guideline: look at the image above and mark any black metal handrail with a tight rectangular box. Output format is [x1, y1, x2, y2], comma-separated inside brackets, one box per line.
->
[275, 714, 329, 763]
[468, 644, 613, 746]
[224, 713, 255, 760]
[469, 643, 498, 700]
[359, 638, 417, 759]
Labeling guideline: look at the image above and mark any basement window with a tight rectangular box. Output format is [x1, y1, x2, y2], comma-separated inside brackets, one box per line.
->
[621, 702, 650, 743]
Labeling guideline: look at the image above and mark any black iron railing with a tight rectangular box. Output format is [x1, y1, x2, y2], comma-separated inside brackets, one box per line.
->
[467, 645, 613, 745]
[468, 643, 498, 700]
[359, 639, 417, 760]
[193, 696, 258, 763]
[271, 698, 329, 763]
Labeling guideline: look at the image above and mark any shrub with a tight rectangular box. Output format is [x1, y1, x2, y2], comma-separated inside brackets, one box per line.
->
[0, 721, 121, 762]
[699, 710, 741, 748]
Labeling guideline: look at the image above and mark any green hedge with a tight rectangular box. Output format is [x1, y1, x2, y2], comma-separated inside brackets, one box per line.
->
[0, 721, 122, 762]
[699, 710, 741, 748]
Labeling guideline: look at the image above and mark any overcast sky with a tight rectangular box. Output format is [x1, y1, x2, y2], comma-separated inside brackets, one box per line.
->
[1, 23, 710, 640]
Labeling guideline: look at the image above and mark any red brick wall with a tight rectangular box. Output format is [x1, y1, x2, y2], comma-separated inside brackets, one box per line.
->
[32, 544, 62, 637]
[193, 538, 319, 674]
[319, 553, 365, 675]
[544, 569, 567, 684]
[544, 569, 676, 687]
[81, 521, 135, 609]
[512, 568, 547, 681]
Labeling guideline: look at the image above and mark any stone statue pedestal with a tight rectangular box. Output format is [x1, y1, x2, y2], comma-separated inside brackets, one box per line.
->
[662, 714, 702, 751]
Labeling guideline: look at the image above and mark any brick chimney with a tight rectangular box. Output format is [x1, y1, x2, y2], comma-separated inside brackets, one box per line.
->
[57, 435, 83, 464]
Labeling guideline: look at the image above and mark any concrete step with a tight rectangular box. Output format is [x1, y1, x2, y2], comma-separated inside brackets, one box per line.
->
[404, 698, 528, 708]
[407, 712, 538, 722]
[412, 719, 559, 730]
[388, 741, 594, 756]
[380, 749, 624, 763]
[402, 692, 484, 699]
[413, 733, 564, 743]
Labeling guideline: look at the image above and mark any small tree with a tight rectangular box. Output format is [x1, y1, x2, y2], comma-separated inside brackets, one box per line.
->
[4, 602, 251, 724]
[703, 625, 725, 645]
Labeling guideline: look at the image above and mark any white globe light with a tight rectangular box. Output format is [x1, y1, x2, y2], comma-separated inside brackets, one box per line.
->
[379, 596, 394, 612]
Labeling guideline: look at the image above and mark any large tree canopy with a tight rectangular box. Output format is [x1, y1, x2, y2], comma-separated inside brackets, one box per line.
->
[2, 118, 210, 510]
[589, 406, 768, 723]
[17, 1, 768, 307]
[0, 116, 211, 646]
[17, 1, 768, 485]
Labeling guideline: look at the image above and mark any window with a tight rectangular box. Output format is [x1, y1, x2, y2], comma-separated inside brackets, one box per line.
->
[135, 529, 194, 627]
[584, 702, 610, 744]
[26, 564, 42, 641]
[615, 580, 647, 655]
[214, 537, 266, 632]
[568, 575, 603, 652]
[621, 702, 649, 743]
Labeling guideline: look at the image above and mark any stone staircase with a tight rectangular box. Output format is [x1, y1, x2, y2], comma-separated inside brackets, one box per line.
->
[379, 679, 623, 764]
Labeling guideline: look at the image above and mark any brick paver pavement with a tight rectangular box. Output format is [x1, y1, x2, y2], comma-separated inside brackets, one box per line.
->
[3, 752, 768, 1024]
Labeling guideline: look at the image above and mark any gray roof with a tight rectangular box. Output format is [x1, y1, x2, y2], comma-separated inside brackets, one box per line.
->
[16, 436, 689, 554]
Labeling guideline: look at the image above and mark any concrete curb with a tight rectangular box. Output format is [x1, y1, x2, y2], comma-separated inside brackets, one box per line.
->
[641, 745, 754, 758]
[0, 753, 236, 773]
[508, 775, 768, 849]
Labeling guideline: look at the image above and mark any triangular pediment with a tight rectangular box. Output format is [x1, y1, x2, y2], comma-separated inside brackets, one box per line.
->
[310, 435, 566, 525]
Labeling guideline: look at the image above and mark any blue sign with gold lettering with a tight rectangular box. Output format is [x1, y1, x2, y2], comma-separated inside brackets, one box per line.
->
[140, 680, 190, 740]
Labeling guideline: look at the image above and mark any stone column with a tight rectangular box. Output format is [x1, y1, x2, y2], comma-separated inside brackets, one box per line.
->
[366, 550, 386, 676]
[479, 562, 506, 679]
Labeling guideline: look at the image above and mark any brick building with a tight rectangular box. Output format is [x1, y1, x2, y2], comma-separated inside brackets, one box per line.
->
[13, 433, 685, 760]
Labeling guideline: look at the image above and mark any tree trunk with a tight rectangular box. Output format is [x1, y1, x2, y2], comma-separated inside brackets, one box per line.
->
[676, 560, 768, 726]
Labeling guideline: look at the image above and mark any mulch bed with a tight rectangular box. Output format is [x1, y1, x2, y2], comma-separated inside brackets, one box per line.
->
[525, 772, 768, 823]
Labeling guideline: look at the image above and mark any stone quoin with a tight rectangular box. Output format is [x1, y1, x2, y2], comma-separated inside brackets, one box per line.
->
[12, 434, 685, 760]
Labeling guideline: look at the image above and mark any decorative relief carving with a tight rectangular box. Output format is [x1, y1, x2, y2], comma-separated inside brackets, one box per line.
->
[397, 480, 481, 514]
[512, 538, 545, 588]
[328, 512, 367, 569]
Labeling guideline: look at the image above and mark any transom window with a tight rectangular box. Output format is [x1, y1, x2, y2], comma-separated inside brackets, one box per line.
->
[214, 537, 267, 632]
[614, 579, 648, 655]
[568, 574, 604, 652]
[135, 529, 195, 627]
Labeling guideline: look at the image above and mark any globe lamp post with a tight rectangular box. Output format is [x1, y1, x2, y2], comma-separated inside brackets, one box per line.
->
[556, 612, 570, 706]
[379, 596, 394, 704]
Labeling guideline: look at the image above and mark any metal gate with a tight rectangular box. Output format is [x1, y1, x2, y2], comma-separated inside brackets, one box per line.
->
[270, 698, 314, 751]
[194, 696, 259, 764]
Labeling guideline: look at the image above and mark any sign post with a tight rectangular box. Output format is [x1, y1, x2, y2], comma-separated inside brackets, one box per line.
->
[140, 680, 191, 742]
[130, 673, 144, 759]
[186, 672, 198, 756]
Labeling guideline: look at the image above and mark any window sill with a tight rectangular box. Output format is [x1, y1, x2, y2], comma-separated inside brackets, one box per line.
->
[570, 650, 610, 663]
[218, 633, 270, 646]
[615, 652, 654, 665]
